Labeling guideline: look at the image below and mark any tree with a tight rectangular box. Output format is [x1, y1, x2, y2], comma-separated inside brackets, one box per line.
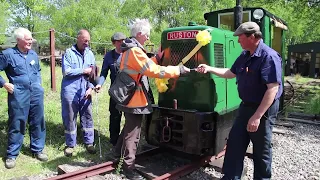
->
[119, 0, 215, 48]
[241, 0, 320, 44]
[4, 0, 320, 53]
[0, 0, 9, 44]
[6, 0, 59, 46]
[7, 0, 51, 32]
[51, 0, 125, 52]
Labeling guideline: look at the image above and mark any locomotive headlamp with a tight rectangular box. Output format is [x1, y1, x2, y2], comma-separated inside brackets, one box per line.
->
[253, 9, 264, 20]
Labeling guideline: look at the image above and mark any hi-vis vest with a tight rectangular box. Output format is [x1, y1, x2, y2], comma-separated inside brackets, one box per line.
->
[119, 47, 180, 109]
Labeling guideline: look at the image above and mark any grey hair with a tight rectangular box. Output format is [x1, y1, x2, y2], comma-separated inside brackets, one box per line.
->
[129, 18, 152, 37]
[77, 29, 89, 37]
[13, 27, 32, 41]
[244, 31, 263, 39]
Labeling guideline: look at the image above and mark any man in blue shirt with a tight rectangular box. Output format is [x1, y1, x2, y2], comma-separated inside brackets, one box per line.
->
[95, 32, 126, 146]
[61, 29, 96, 156]
[0, 27, 47, 169]
[197, 22, 282, 180]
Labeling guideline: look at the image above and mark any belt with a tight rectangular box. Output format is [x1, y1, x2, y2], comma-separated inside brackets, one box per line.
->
[241, 101, 260, 107]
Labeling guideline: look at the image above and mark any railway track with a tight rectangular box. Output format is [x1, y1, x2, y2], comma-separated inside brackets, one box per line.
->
[283, 79, 319, 111]
[282, 79, 320, 125]
[47, 147, 225, 180]
[46, 79, 319, 180]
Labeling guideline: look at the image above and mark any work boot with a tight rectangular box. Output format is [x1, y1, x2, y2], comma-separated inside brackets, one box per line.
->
[5, 158, 16, 169]
[64, 146, 74, 157]
[85, 144, 96, 154]
[33, 152, 48, 162]
[122, 168, 144, 180]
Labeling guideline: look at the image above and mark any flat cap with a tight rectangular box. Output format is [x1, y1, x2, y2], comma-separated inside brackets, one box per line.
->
[111, 32, 126, 41]
[233, 22, 261, 36]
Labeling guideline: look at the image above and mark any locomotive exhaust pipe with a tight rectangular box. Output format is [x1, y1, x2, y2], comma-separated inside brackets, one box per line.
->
[173, 99, 177, 109]
[234, 0, 243, 30]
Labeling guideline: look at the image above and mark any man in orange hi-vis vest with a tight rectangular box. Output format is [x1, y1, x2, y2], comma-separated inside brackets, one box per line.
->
[113, 18, 190, 180]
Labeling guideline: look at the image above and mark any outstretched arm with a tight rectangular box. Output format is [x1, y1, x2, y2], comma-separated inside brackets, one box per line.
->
[123, 47, 189, 78]
[197, 64, 236, 79]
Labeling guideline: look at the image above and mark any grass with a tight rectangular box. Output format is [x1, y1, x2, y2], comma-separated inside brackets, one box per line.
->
[305, 94, 320, 114]
[292, 73, 314, 84]
[284, 75, 320, 115]
[0, 58, 130, 179]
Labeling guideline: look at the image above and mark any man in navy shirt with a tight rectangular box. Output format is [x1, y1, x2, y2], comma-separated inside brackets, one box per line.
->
[197, 22, 282, 180]
[0, 27, 48, 168]
[95, 32, 126, 146]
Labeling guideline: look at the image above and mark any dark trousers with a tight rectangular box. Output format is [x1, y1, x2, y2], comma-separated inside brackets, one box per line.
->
[222, 99, 279, 180]
[109, 98, 122, 146]
[115, 113, 143, 169]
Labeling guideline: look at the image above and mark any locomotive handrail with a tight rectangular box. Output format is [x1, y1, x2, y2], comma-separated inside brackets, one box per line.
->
[162, 117, 172, 142]
[228, 39, 235, 54]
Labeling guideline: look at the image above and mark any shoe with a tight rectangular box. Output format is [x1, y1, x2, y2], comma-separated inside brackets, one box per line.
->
[122, 168, 144, 180]
[5, 158, 16, 169]
[64, 146, 74, 157]
[85, 144, 96, 154]
[33, 152, 48, 162]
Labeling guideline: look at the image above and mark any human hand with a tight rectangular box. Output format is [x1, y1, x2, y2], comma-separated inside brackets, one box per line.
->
[83, 67, 92, 75]
[179, 65, 190, 74]
[4, 83, 14, 94]
[85, 88, 92, 99]
[197, 64, 211, 74]
[95, 84, 102, 93]
[247, 115, 261, 132]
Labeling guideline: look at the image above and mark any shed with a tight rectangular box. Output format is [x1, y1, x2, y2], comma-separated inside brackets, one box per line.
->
[287, 42, 320, 78]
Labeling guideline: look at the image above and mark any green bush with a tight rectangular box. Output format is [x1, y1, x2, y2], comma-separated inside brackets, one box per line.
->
[305, 95, 320, 114]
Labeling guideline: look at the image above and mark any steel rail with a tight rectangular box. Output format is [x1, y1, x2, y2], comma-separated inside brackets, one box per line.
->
[47, 147, 160, 180]
[151, 148, 226, 180]
[47, 161, 115, 180]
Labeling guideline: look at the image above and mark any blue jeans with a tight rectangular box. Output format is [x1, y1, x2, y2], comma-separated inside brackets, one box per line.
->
[222, 99, 279, 180]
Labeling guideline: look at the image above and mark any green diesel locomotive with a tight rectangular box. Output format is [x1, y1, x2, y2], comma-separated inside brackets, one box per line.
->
[146, 7, 288, 155]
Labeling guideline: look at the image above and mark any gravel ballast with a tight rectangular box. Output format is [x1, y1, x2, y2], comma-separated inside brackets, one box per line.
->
[187, 121, 320, 180]
[26, 121, 319, 180]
